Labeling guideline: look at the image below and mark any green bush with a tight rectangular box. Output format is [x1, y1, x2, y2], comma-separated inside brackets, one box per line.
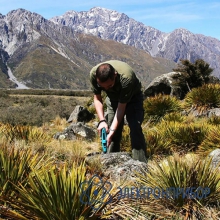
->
[0, 145, 51, 198]
[143, 94, 182, 123]
[184, 84, 220, 109]
[144, 120, 209, 156]
[198, 125, 220, 156]
[136, 154, 220, 219]
[2, 162, 112, 220]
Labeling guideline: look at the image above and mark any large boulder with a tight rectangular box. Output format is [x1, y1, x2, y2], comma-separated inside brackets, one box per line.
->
[67, 105, 95, 123]
[144, 72, 185, 99]
[54, 122, 97, 141]
[86, 152, 148, 183]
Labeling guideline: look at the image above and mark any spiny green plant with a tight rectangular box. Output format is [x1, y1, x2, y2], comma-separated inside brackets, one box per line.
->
[120, 125, 131, 153]
[1, 161, 115, 220]
[207, 115, 220, 125]
[0, 144, 52, 198]
[162, 112, 187, 123]
[144, 120, 209, 156]
[198, 125, 220, 156]
[158, 120, 209, 153]
[143, 94, 182, 123]
[0, 123, 51, 145]
[184, 83, 220, 110]
[144, 127, 172, 157]
[135, 154, 220, 219]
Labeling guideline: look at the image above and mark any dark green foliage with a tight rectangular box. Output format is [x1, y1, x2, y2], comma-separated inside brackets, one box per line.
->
[173, 59, 215, 97]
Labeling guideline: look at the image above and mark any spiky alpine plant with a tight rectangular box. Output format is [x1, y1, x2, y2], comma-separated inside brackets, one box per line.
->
[143, 94, 182, 123]
[198, 125, 220, 156]
[0, 144, 52, 198]
[0, 123, 51, 144]
[135, 154, 220, 219]
[2, 161, 116, 220]
[184, 83, 220, 111]
[144, 119, 209, 157]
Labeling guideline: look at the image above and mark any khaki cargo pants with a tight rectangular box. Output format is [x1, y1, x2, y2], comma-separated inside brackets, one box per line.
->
[106, 92, 147, 163]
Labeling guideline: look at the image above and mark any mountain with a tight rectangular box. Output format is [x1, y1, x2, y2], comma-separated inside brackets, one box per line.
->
[0, 8, 176, 89]
[51, 7, 220, 78]
[1, 7, 220, 90]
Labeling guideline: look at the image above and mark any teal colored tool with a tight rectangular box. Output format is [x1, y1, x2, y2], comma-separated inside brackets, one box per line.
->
[101, 128, 107, 153]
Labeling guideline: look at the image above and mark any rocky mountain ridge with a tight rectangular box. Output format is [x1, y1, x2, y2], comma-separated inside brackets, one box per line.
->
[51, 7, 220, 77]
[0, 8, 176, 89]
[0, 7, 219, 89]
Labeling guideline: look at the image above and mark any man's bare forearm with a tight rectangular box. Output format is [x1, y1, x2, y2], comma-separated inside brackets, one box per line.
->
[110, 103, 127, 130]
[94, 94, 105, 121]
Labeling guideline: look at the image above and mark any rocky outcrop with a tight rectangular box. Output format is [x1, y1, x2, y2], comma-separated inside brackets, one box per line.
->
[54, 122, 97, 141]
[86, 152, 148, 182]
[54, 105, 96, 140]
[67, 105, 95, 123]
[144, 72, 185, 99]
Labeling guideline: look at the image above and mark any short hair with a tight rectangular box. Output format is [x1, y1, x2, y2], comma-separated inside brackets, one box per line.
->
[95, 63, 115, 82]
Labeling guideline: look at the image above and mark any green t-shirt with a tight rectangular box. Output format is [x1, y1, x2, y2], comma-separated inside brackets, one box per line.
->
[90, 60, 142, 103]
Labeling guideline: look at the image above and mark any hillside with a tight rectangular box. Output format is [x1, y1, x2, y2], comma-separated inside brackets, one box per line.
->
[0, 9, 176, 89]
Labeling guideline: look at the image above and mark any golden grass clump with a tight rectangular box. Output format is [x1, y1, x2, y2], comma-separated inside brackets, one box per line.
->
[184, 83, 220, 110]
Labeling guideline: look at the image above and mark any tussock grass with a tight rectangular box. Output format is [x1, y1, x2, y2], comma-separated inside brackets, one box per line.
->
[184, 83, 220, 110]
[143, 94, 182, 123]
[134, 154, 220, 219]
[1, 87, 220, 219]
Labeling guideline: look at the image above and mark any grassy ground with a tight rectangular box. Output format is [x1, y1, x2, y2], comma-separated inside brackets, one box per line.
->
[0, 90, 91, 126]
[0, 87, 220, 219]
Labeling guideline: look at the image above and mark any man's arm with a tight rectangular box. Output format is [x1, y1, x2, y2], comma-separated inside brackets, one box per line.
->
[107, 102, 127, 146]
[94, 94, 108, 132]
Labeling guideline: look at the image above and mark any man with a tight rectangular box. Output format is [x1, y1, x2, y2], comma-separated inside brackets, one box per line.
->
[90, 60, 147, 163]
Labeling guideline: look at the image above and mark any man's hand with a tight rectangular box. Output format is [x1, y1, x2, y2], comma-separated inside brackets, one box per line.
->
[97, 120, 109, 134]
[107, 130, 114, 147]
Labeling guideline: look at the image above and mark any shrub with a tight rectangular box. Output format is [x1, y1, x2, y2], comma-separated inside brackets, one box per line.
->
[136, 154, 220, 219]
[184, 84, 220, 110]
[163, 121, 208, 152]
[143, 120, 209, 156]
[198, 125, 220, 156]
[1, 162, 113, 219]
[0, 145, 51, 198]
[143, 94, 182, 123]
[0, 123, 51, 145]
[144, 127, 171, 157]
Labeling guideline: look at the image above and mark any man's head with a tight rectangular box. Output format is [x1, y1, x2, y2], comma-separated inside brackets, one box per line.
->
[96, 63, 117, 90]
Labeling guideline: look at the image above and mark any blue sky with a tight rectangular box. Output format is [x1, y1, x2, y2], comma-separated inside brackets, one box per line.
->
[1, 0, 220, 40]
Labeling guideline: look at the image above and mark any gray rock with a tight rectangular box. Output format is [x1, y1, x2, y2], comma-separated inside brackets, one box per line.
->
[67, 105, 95, 123]
[185, 107, 220, 118]
[86, 152, 148, 182]
[54, 122, 97, 141]
[208, 149, 220, 168]
[208, 108, 220, 117]
[144, 72, 184, 99]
